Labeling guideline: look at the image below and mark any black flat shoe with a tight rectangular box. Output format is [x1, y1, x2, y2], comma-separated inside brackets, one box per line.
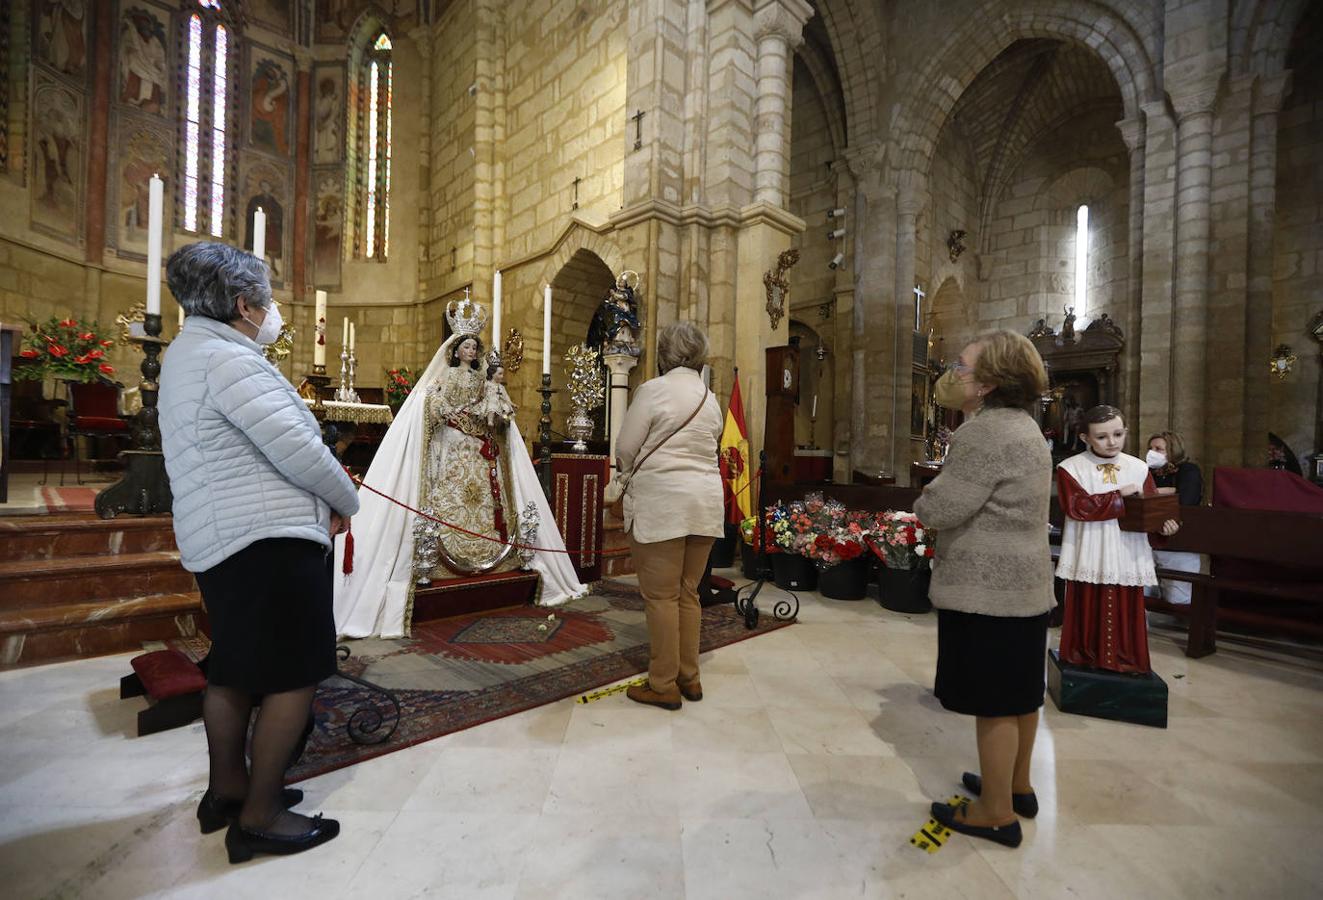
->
[197, 788, 305, 834]
[931, 801, 1022, 848]
[224, 814, 340, 864]
[961, 772, 1039, 819]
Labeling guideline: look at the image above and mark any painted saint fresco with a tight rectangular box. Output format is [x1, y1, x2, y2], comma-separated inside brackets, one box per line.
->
[314, 171, 343, 287]
[118, 6, 168, 114]
[35, 0, 88, 78]
[116, 125, 171, 256]
[313, 67, 344, 165]
[249, 54, 292, 156]
[30, 78, 82, 239]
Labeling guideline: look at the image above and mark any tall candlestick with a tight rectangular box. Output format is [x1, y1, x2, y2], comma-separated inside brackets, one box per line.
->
[492, 270, 502, 347]
[314, 290, 328, 368]
[253, 207, 266, 261]
[145, 174, 163, 315]
[349, 321, 356, 354]
[542, 284, 552, 375]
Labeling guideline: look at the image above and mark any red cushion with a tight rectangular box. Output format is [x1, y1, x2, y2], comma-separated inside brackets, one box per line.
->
[130, 649, 207, 699]
[72, 416, 128, 432]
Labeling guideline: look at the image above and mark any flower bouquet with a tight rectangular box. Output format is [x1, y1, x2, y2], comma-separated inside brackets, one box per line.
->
[868, 510, 934, 613]
[15, 317, 116, 383]
[385, 366, 416, 410]
[763, 501, 818, 591]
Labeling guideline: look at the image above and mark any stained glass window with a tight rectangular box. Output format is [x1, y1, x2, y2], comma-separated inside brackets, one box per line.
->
[1075, 205, 1089, 317]
[184, 15, 202, 232]
[358, 32, 392, 259]
[181, 4, 229, 235]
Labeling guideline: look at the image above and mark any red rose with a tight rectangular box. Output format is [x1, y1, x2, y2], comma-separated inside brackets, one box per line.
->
[98, 364, 115, 375]
[19, 348, 39, 359]
[48, 344, 69, 357]
[100, 339, 113, 347]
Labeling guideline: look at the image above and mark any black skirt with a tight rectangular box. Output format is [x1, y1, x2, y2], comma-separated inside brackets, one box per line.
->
[934, 608, 1050, 717]
[194, 537, 337, 694]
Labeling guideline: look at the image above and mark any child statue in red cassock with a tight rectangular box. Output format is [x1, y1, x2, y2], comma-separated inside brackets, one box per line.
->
[1055, 405, 1180, 674]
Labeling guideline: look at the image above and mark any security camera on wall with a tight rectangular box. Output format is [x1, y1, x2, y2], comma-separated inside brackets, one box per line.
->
[826, 228, 846, 241]
[827, 208, 846, 220]
[829, 252, 845, 270]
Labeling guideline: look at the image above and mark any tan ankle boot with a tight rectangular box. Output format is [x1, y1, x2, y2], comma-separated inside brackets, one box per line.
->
[626, 682, 682, 710]
[678, 679, 702, 702]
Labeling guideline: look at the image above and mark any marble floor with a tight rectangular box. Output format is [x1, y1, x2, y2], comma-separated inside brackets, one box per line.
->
[2, 582, 1322, 899]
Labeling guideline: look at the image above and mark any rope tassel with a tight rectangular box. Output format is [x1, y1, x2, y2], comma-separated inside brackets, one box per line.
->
[343, 520, 355, 574]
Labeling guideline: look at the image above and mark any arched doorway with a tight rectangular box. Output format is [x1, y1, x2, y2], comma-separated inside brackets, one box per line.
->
[549, 248, 615, 444]
[789, 319, 833, 472]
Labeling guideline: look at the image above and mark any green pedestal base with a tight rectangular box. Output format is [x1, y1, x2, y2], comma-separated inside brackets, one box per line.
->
[1047, 649, 1168, 729]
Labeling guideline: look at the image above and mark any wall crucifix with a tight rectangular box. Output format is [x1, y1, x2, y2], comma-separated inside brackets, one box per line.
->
[630, 109, 646, 151]
[912, 284, 926, 331]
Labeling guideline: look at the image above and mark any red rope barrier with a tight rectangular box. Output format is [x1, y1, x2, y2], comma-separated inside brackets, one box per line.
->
[346, 468, 764, 562]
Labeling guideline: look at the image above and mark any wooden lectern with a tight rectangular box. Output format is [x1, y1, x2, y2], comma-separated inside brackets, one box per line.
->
[764, 344, 799, 485]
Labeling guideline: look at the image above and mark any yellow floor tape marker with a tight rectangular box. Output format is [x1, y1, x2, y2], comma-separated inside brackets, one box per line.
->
[909, 794, 971, 854]
[576, 677, 648, 704]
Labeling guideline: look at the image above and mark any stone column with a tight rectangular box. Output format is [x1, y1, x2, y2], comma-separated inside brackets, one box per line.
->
[892, 182, 923, 481]
[1137, 100, 1178, 438]
[1170, 82, 1220, 462]
[753, 0, 812, 206]
[844, 145, 892, 478]
[291, 50, 313, 303]
[1242, 73, 1292, 464]
[84, 0, 114, 263]
[1115, 114, 1146, 428]
[603, 352, 641, 473]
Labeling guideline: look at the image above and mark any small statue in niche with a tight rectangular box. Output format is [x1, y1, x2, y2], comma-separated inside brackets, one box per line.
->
[586, 270, 643, 356]
[946, 229, 967, 264]
[1062, 306, 1077, 343]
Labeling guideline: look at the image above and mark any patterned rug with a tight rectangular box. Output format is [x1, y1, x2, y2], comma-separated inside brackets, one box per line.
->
[38, 486, 99, 513]
[284, 579, 792, 781]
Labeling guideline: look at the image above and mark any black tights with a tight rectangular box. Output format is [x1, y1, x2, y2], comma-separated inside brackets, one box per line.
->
[203, 683, 317, 835]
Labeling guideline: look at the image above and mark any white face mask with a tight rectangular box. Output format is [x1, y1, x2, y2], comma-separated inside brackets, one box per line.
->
[1146, 449, 1168, 469]
[242, 302, 283, 346]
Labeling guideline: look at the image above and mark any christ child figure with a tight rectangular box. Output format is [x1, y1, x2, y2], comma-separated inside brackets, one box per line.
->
[1055, 404, 1180, 674]
[482, 361, 516, 429]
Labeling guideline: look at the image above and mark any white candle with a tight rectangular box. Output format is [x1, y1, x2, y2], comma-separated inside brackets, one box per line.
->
[177, 303, 185, 329]
[146, 174, 163, 315]
[253, 206, 266, 260]
[342, 316, 349, 350]
[314, 290, 328, 367]
[542, 284, 552, 376]
[349, 321, 356, 354]
[812, 394, 818, 418]
[492, 270, 502, 347]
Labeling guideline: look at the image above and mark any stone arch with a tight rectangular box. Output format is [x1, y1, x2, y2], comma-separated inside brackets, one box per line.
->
[887, 3, 1157, 181]
[814, 0, 884, 146]
[546, 246, 617, 441]
[788, 319, 833, 456]
[795, 40, 847, 158]
[1233, 0, 1312, 77]
[533, 223, 624, 296]
[929, 275, 972, 361]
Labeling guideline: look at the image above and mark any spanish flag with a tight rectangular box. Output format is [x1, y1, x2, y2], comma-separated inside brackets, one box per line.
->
[719, 370, 752, 524]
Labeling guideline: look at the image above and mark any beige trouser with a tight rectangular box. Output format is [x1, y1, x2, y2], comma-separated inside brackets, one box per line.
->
[628, 534, 715, 694]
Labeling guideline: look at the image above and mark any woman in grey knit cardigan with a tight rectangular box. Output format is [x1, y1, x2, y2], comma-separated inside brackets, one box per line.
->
[914, 330, 1053, 849]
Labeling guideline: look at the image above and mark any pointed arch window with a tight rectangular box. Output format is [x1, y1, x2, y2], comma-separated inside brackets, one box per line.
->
[181, 1, 231, 236]
[357, 32, 392, 260]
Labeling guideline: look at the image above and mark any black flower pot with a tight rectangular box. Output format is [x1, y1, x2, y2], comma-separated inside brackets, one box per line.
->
[817, 556, 869, 601]
[772, 553, 818, 592]
[740, 542, 774, 580]
[876, 565, 932, 613]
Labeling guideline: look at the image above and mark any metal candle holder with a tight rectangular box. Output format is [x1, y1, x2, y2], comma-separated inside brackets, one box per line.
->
[538, 372, 556, 500]
[95, 313, 173, 518]
[335, 349, 360, 403]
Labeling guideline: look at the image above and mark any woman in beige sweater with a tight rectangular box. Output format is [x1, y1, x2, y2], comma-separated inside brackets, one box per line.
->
[913, 330, 1053, 848]
[616, 322, 724, 710]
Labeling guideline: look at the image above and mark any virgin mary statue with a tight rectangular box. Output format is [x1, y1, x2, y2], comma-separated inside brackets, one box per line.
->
[333, 296, 586, 638]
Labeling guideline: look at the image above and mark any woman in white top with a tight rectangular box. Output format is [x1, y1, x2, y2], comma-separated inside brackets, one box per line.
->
[615, 322, 724, 710]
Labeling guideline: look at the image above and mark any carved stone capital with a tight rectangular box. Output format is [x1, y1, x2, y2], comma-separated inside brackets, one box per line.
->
[1114, 114, 1146, 153]
[292, 48, 314, 72]
[1168, 74, 1224, 123]
[754, 0, 813, 48]
[1253, 71, 1294, 118]
[408, 24, 433, 51]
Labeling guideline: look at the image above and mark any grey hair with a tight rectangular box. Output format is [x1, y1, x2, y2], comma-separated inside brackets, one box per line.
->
[166, 241, 271, 322]
[657, 321, 709, 373]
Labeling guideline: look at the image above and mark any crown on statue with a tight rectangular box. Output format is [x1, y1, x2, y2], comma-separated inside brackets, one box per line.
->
[446, 291, 487, 337]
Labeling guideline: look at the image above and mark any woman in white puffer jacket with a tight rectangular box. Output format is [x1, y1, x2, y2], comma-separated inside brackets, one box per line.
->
[159, 241, 357, 864]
